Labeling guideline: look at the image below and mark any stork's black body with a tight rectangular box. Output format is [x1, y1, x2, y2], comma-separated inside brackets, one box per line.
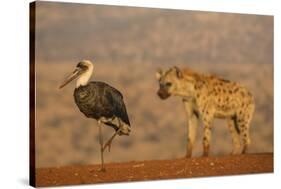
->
[74, 81, 130, 132]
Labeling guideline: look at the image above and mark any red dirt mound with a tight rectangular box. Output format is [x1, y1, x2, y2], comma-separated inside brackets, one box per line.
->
[36, 153, 273, 187]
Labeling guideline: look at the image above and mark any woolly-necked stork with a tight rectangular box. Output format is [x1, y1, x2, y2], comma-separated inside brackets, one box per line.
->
[59, 60, 131, 171]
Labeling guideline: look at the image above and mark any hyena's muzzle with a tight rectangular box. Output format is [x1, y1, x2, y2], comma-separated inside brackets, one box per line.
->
[157, 84, 171, 99]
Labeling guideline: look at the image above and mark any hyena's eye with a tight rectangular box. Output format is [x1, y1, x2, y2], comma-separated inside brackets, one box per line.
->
[165, 82, 172, 87]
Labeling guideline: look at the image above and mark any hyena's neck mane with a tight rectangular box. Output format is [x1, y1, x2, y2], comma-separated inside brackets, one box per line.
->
[182, 68, 204, 81]
[180, 68, 210, 99]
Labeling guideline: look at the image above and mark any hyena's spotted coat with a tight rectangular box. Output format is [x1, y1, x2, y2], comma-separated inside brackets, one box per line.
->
[156, 66, 255, 157]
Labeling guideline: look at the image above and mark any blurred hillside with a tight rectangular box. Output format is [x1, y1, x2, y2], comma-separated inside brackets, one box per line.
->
[35, 1, 273, 65]
[34, 2, 273, 168]
[35, 62, 273, 168]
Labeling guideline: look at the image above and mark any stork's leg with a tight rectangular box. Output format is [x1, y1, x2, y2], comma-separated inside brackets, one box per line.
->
[103, 119, 123, 152]
[98, 122, 106, 172]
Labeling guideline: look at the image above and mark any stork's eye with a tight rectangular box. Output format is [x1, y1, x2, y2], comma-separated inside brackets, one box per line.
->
[77, 62, 83, 68]
[165, 82, 172, 87]
[77, 63, 87, 70]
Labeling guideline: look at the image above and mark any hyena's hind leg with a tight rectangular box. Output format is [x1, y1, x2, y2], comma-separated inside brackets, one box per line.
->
[237, 105, 254, 154]
[183, 100, 199, 158]
[227, 117, 241, 155]
[239, 120, 251, 154]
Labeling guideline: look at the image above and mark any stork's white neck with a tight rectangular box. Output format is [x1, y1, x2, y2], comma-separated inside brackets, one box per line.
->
[76, 65, 93, 88]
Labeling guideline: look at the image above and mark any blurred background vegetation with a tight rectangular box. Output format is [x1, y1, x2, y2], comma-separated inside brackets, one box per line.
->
[34, 1, 273, 168]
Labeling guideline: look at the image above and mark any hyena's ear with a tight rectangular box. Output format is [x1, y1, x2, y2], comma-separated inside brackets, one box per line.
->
[173, 66, 183, 79]
[155, 69, 163, 80]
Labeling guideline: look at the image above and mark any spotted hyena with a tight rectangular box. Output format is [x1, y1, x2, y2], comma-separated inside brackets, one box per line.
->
[156, 66, 255, 157]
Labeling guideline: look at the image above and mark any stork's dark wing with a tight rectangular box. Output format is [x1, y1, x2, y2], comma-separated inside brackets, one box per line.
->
[104, 86, 131, 126]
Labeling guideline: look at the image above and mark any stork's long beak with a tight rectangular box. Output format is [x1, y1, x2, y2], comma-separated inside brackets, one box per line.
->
[59, 68, 82, 89]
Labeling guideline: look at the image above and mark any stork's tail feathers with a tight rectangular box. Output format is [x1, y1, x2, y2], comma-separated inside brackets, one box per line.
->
[103, 117, 131, 136]
[118, 123, 131, 136]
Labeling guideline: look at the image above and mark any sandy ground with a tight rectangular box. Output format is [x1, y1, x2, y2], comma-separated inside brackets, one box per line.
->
[36, 153, 273, 187]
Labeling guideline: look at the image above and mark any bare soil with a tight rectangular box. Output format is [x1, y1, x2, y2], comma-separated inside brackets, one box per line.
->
[36, 153, 273, 187]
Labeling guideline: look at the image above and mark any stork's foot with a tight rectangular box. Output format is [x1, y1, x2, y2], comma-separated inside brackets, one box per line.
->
[98, 167, 106, 172]
[103, 128, 122, 152]
[103, 139, 113, 152]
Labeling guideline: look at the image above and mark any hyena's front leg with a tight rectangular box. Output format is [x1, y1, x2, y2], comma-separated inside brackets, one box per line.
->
[183, 100, 199, 158]
[201, 108, 215, 157]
